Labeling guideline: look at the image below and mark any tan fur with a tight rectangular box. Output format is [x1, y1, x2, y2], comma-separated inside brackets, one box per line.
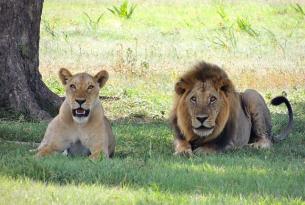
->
[37, 68, 115, 160]
[174, 138, 192, 155]
[171, 61, 293, 155]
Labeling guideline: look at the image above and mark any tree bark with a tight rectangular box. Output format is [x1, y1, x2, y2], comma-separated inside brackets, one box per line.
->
[0, 0, 62, 120]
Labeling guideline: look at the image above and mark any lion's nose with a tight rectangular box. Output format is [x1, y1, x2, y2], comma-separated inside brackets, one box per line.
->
[196, 116, 208, 123]
[75, 99, 86, 106]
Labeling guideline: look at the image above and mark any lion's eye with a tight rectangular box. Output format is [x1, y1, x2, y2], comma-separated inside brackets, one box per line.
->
[70, 84, 76, 90]
[88, 85, 94, 90]
[190, 96, 197, 103]
[210, 96, 217, 104]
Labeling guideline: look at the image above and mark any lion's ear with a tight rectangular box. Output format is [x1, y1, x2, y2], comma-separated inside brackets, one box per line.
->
[220, 78, 234, 94]
[94, 70, 109, 88]
[175, 79, 188, 95]
[58, 68, 72, 85]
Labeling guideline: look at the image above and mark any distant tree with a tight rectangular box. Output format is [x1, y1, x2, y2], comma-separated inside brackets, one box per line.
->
[0, 0, 62, 120]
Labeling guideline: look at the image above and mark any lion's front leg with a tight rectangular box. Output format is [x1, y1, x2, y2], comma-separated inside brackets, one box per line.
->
[174, 138, 193, 155]
[36, 117, 75, 158]
[36, 141, 69, 157]
[88, 145, 102, 160]
[84, 134, 110, 160]
[36, 145, 55, 157]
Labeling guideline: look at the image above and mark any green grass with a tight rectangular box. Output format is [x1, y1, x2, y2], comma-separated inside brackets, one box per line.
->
[1, 89, 305, 204]
[1, 147, 305, 204]
[1, 0, 305, 204]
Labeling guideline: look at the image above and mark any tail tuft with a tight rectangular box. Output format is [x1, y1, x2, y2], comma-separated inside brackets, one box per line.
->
[271, 96, 287, 106]
[271, 96, 293, 142]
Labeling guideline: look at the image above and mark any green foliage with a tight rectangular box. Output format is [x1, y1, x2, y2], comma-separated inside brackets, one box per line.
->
[83, 12, 104, 32]
[107, 0, 137, 19]
[217, 6, 229, 22]
[42, 19, 57, 38]
[236, 17, 259, 37]
[212, 26, 237, 50]
[291, 3, 305, 17]
[44, 77, 64, 95]
[210, 7, 237, 50]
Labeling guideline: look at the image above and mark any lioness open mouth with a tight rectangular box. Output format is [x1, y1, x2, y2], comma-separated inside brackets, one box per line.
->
[72, 108, 90, 118]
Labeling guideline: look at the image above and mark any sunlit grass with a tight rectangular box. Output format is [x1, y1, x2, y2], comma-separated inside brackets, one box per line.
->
[1, 175, 303, 205]
[40, 0, 305, 74]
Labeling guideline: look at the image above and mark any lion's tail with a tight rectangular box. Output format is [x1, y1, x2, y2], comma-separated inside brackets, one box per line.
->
[271, 96, 293, 142]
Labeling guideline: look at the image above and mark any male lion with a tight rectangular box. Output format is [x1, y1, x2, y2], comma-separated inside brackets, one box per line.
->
[171, 62, 293, 155]
[36, 68, 115, 159]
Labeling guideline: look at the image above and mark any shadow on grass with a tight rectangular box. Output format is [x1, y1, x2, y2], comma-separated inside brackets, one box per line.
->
[0, 143, 304, 199]
[0, 101, 304, 199]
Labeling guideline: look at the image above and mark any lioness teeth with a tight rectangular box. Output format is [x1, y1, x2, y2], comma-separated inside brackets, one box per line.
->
[76, 109, 85, 114]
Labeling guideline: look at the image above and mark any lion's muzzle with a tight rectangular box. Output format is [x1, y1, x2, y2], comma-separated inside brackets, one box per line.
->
[193, 126, 214, 137]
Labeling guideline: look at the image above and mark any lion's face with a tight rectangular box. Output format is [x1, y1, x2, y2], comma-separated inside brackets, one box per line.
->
[175, 73, 231, 141]
[59, 68, 109, 124]
[173, 62, 234, 144]
[185, 81, 223, 137]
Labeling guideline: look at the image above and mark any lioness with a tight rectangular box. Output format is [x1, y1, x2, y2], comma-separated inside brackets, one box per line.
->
[171, 62, 293, 155]
[36, 68, 115, 159]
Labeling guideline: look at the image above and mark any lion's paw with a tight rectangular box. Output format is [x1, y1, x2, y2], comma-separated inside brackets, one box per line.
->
[193, 146, 217, 155]
[174, 148, 193, 156]
[174, 141, 193, 156]
[248, 138, 272, 149]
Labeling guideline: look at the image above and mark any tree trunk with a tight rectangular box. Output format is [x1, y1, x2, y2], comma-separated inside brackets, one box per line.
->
[0, 0, 62, 120]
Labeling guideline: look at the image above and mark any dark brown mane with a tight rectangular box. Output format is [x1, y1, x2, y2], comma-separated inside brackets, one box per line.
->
[177, 61, 235, 94]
